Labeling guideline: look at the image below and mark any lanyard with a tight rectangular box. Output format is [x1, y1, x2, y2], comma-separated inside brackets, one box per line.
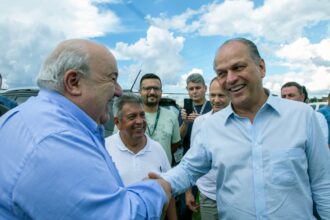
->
[147, 107, 160, 137]
[193, 101, 207, 114]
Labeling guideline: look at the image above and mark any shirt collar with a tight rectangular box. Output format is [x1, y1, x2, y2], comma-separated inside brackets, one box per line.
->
[222, 93, 281, 125]
[38, 89, 103, 137]
[116, 133, 151, 155]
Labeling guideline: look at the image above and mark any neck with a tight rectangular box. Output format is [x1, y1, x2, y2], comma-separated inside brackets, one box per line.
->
[193, 98, 205, 106]
[119, 132, 146, 154]
[233, 91, 268, 123]
[144, 104, 159, 113]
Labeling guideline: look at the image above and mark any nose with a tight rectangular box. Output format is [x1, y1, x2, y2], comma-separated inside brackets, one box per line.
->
[226, 70, 238, 84]
[214, 95, 221, 103]
[114, 82, 123, 97]
[135, 115, 145, 124]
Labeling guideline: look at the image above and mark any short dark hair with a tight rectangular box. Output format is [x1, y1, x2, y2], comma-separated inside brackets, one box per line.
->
[113, 92, 143, 120]
[281, 82, 303, 94]
[281, 81, 308, 102]
[139, 73, 162, 89]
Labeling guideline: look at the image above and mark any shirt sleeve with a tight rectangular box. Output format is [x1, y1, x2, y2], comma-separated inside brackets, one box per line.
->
[161, 128, 212, 195]
[171, 113, 181, 144]
[12, 132, 167, 220]
[306, 111, 330, 218]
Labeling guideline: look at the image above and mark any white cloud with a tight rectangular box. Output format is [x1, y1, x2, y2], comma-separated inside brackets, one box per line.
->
[113, 26, 185, 86]
[0, 0, 121, 88]
[148, 0, 330, 42]
[265, 37, 330, 96]
[146, 7, 207, 33]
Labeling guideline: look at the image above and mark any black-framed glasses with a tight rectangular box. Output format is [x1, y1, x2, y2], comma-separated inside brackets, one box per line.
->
[142, 86, 161, 92]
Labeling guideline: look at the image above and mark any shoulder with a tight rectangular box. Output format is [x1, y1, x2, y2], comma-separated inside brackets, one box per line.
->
[147, 136, 166, 153]
[160, 107, 176, 117]
[159, 107, 178, 121]
[195, 111, 211, 124]
[319, 106, 330, 114]
[105, 133, 121, 152]
[270, 96, 314, 115]
[316, 112, 327, 123]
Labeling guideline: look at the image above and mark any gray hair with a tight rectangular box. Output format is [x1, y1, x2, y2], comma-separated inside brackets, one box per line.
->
[113, 92, 143, 120]
[37, 40, 91, 92]
[186, 73, 205, 85]
[213, 38, 262, 70]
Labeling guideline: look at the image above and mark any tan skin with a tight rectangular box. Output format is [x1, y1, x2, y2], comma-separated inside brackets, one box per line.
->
[140, 78, 181, 153]
[115, 103, 147, 154]
[185, 79, 230, 212]
[60, 39, 171, 214]
[62, 40, 122, 125]
[214, 41, 267, 123]
[148, 40, 269, 214]
[281, 86, 305, 102]
[116, 102, 177, 219]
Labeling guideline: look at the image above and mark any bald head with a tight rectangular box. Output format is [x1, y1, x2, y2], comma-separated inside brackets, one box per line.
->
[37, 39, 117, 93]
[37, 39, 122, 125]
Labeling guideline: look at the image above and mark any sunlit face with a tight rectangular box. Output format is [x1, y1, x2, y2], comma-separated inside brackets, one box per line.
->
[186, 82, 207, 104]
[209, 79, 230, 112]
[116, 102, 146, 140]
[139, 78, 162, 107]
[281, 86, 304, 102]
[214, 41, 265, 110]
[80, 46, 122, 125]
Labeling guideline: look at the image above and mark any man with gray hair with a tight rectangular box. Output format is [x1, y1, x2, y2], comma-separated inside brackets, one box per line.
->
[178, 73, 212, 220]
[106, 93, 177, 219]
[0, 39, 171, 219]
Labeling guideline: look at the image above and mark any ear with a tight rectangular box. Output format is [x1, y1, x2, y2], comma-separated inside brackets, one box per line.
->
[63, 70, 82, 96]
[258, 59, 266, 78]
[114, 117, 121, 129]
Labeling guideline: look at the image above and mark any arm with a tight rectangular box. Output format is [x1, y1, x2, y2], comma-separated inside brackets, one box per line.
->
[185, 188, 199, 212]
[161, 129, 212, 195]
[166, 197, 178, 220]
[13, 132, 168, 219]
[306, 112, 330, 218]
[179, 109, 199, 138]
[179, 109, 189, 138]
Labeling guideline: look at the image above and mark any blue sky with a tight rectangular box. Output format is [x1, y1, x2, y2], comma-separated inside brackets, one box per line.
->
[0, 0, 329, 99]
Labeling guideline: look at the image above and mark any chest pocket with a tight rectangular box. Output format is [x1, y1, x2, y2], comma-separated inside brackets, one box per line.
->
[269, 148, 305, 186]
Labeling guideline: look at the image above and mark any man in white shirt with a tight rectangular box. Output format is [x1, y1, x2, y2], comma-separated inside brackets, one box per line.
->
[187, 77, 229, 220]
[105, 93, 177, 219]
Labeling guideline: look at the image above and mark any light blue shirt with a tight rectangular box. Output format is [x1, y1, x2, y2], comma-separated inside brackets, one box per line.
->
[0, 89, 166, 219]
[163, 95, 330, 219]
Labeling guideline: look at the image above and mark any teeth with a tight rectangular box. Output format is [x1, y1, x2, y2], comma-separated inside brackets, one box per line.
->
[229, 85, 244, 92]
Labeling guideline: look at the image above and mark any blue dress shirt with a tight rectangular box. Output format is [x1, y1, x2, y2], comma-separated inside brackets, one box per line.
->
[163, 95, 330, 219]
[0, 89, 166, 219]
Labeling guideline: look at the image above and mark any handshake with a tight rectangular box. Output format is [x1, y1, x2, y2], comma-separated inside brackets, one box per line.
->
[147, 172, 172, 200]
[146, 172, 174, 219]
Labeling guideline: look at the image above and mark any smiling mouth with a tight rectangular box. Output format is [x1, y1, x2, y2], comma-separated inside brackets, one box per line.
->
[228, 84, 245, 93]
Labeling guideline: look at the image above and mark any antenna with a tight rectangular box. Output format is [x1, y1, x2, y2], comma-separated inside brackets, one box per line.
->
[129, 69, 142, 92]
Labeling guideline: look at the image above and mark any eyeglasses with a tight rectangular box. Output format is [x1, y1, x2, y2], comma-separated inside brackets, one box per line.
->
[142, 86, 161, 92]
